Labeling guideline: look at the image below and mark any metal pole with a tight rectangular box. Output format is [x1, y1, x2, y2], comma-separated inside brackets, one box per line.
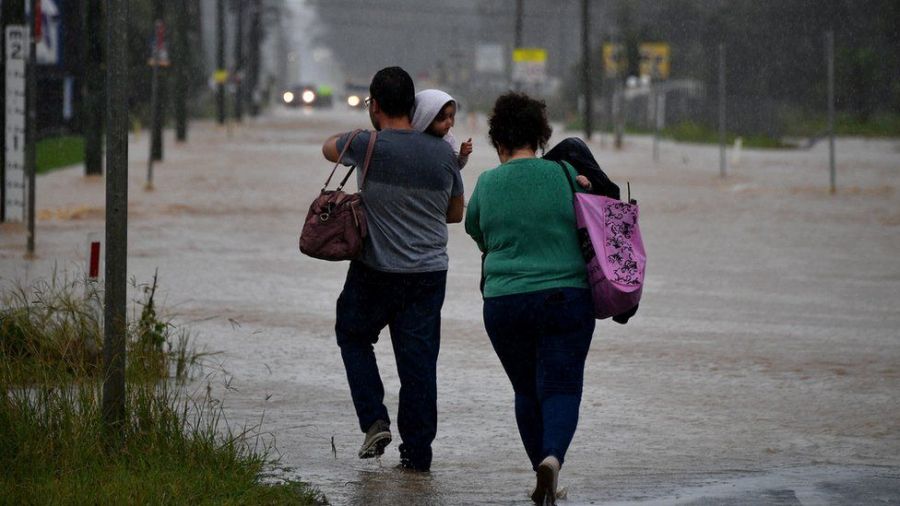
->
[233, 0, 244, 122]
[103, 0, 128, 435]
[653, 86, 661, 162]
[150, 7, 164, 161]
[718, 43, 726, 178]
[25, 0, 37, 256]
[83, 0, 104, 175]
[1, 2, 11, 220]
[248, 0, 261, 117]
[511, 0, 523, 91]
[174, 0, 189, 141]
[147, 27, 159, 189]
[216, 0, 225, 124]
[614, 76, 623, 149]
[826, 30, 835, 194]
[581, 0, 592, 140]
[514, 0, 523, 49]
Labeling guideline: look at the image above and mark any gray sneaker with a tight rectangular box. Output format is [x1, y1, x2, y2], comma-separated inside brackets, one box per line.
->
[358, 419, 392, 459]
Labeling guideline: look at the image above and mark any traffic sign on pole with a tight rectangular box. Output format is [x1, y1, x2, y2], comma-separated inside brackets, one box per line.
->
[639, 42, 670, 80]
[512, 47, 547, 85]
[603, 43, 625, 78]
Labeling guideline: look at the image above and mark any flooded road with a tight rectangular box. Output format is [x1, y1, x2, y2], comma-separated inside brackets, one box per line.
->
[2, 109, 899, 504]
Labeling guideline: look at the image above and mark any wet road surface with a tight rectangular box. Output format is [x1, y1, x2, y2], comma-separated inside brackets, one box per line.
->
[2, 109, 899, 504]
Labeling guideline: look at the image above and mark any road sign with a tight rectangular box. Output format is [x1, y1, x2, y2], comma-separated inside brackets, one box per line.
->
[4, 25, 29, 223]
[603, 43, 625, 78]
[476, 44, 505, 73]
[146, 20, 170, 67]
[35, 0, 61, 65]
[512, 47, 547, 84]
[640, 42, 671, 80]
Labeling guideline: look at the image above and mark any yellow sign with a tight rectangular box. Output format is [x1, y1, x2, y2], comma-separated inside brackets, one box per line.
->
[603, 43, 625, 77]
[213, 69, 229, 84]
[513, 48, 547, 63]
[639, 42, 671, 80]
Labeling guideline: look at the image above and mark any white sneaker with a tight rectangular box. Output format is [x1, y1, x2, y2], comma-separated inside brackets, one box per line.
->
[532, 456, 560, 505]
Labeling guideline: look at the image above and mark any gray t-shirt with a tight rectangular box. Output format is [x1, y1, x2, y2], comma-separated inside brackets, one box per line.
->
[336, 129, 464, 273]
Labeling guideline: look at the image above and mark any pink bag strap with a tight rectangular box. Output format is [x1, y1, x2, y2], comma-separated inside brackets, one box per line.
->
[337, 130, 377, 191]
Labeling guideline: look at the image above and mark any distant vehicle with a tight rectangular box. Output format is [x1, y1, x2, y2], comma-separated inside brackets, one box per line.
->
[282, 83, 333, 108]
[344, 82, 369, 109]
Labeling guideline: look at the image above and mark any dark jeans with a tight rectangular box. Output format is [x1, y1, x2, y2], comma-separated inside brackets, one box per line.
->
[483, 287, 595, 470]
[335, 261, 447, 471]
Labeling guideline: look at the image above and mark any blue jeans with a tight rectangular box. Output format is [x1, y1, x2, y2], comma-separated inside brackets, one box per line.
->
[335, 261, 447, 471]
[483, 287, 595, 470]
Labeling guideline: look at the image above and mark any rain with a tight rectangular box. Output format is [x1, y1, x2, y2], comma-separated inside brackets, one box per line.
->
[2, 0, 899, 504]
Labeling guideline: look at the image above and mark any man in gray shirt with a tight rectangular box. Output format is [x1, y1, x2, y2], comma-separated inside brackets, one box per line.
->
[322, 66, 464, 471]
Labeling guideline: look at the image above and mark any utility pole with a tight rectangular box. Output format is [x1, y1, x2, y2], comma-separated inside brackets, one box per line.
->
[83, 0, 104, 175]
[216, 0, 226, 124]
[233, 0, 244, 122]
[150, 0, 166, 161]
[718, 43, 727, 178]
[653, 87, 662, 162]
[581, 0, 592, 140]
[25, 0, 37, 256]
[511, 0, 522, 91]
[514, 0, 523, 48]
[248, 0, 262, 117]
[826, 30, 836, 194]
[613, 35, 624, 149]
[147, 20, 163, 188]
[103, 0, 128, 436]
[174, 0, 189, 142]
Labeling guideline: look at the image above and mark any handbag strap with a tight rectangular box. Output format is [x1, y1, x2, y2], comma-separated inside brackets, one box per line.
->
[337, 130, 377, 191]
[323, 129, 363, 190]
[557, 161, 576, 196]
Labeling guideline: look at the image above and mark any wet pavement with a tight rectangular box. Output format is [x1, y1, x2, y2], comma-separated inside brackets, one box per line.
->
[2, 108, 899, 504]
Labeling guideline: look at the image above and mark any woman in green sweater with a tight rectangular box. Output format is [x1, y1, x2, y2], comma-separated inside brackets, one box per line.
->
[465, 92, 595, 505]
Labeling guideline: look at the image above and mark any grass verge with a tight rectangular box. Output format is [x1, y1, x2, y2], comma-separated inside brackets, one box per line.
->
[36, 136, 85, 174]
[564, 119, 788, 148]
[662, 121, 789, 149]
[0, 273, 324, 505]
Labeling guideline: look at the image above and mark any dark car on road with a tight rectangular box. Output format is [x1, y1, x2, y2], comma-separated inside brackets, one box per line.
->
[282, 83, 333, 108]
[344, 82, 369, 109]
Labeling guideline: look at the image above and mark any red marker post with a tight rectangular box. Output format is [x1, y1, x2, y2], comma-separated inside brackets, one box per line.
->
[85, 234, 103, 327]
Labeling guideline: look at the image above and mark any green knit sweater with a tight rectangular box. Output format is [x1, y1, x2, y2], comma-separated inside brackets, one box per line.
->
[465, 157, 589, 298]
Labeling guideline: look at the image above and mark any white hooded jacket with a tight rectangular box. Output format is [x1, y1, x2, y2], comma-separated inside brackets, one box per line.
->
[411, 89, 468, 169]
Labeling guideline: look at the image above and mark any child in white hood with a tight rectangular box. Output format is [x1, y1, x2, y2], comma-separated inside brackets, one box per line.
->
[411, 89, 473, 169]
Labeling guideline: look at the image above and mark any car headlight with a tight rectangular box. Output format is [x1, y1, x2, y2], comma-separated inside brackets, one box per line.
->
[283, 91, 294, 103]
[347, 95, 360, 107]
[302, 90, 316, 104]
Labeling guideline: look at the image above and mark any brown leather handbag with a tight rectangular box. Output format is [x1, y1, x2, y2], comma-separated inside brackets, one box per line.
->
[299, 130, 377, 261]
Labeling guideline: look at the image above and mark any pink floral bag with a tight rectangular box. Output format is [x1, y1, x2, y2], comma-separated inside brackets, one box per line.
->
[559, 163, 646, 320]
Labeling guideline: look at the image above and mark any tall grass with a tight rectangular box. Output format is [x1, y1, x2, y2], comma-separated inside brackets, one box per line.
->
[0, 272, 323, 505]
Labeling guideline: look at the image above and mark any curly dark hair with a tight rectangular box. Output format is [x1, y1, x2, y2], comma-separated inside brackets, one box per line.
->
[488, 92, 553, 153]
[369, 66, 415, 118]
